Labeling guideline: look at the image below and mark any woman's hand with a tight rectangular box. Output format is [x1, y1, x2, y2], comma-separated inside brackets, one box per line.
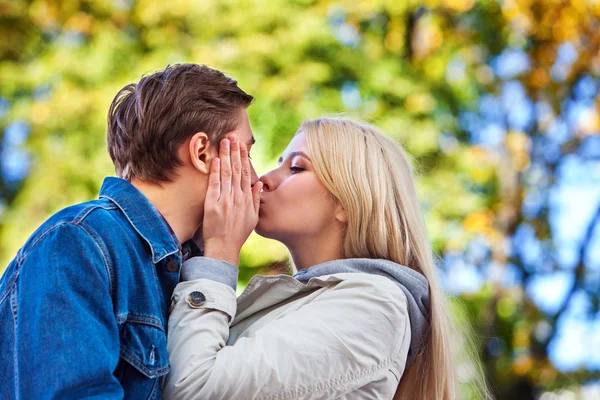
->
[202, 135, 262, 266]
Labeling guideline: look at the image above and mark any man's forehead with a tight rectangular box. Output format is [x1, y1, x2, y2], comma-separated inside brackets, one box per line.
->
[236, 133, 255, 146]
[237, 111, 255, 145]
[231, 127, 255, 145]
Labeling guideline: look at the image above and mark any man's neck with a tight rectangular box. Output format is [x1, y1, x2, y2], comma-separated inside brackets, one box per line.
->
[131, 179, 203, 244]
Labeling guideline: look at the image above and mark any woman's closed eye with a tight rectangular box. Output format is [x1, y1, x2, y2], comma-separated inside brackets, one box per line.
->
[290, 166, 305, 173]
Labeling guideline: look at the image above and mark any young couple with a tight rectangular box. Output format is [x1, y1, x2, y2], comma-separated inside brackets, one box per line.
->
[0, 64, 487, 399]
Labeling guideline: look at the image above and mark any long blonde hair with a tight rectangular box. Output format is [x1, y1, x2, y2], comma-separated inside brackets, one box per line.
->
[300, 118, 490, 400]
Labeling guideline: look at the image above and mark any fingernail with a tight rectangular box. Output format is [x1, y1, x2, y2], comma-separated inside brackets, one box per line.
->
[230, 136, 238, 143]
[222, 139, 229, 148]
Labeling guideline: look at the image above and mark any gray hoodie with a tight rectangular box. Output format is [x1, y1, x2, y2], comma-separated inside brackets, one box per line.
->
[293, 258, 430, 366]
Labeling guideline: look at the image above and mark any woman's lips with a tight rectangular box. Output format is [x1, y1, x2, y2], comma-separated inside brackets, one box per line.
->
[258, 197, 266, 215]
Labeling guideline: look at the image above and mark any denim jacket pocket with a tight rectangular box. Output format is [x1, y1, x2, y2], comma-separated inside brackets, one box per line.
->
[116, 321, 170, 399]
[119, 321, 170, 378]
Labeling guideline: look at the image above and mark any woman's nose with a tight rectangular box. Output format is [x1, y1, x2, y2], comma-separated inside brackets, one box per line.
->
[259, 171, 276, 192]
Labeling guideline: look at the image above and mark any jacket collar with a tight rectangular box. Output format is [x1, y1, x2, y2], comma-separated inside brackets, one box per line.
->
[99, 177, 180, 264]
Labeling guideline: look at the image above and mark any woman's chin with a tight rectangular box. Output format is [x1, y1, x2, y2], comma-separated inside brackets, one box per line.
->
[254, 220, 272, 239]
[255, 219, 283, 241]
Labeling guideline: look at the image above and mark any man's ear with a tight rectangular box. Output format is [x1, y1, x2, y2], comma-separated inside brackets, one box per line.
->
[335, 203, 348, 224]
[189, 132, 211, 174]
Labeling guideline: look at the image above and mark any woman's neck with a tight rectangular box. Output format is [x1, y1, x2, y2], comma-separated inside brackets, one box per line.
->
[286, 233, 345, 271]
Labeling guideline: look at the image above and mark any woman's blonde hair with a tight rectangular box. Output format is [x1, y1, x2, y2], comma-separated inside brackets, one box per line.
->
[300, 118, 491, 400]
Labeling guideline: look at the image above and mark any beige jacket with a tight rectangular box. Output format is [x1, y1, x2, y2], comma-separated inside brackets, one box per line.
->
[163, 269, 411, 400]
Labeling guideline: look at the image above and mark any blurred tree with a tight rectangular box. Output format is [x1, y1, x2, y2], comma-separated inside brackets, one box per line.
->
[1, 0, 599, 398]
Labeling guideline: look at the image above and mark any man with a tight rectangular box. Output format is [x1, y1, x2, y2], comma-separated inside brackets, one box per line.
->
[0, 63, 260, 399]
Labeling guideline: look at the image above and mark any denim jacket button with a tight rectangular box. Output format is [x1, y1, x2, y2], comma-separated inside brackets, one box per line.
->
[187, 291, 206, 308]
[166, 260, 179, 272]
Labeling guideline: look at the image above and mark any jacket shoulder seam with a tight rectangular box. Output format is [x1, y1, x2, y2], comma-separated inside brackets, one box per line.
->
[74, 222, 115, 297]
[0, 269, 18, 307]
[73, 202, 117, 224]
[15, 202, 115, 264]
[16, 222, 113, 294]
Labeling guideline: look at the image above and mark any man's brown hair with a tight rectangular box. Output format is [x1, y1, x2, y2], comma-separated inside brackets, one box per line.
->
[107, 64, 254, 183]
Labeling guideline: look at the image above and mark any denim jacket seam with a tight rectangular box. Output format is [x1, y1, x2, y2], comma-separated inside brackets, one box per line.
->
[150, 259, 165, 326]
[10, 289, 19, 398]
[13, 222, 113, 303]
[148, 376, 160, 398]
[75, 221, 115, 298]
[0, 269, 19, 306]
[116, 314, 165, 331]
[14, 203, 111, 265]
[73, 202, 117, 224]
[15, 223, 64, 265]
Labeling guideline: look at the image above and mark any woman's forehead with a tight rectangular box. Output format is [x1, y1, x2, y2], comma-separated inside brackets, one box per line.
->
[284, 132, 309, 154]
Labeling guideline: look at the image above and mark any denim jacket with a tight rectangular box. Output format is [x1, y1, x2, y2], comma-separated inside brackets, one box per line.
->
[0, 177, 183, 400]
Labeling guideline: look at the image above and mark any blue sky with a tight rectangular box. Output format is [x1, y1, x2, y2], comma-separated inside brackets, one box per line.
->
[445, 45, 600, 373]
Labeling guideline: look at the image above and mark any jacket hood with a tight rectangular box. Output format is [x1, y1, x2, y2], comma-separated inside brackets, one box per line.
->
[293, 258, 430, 366]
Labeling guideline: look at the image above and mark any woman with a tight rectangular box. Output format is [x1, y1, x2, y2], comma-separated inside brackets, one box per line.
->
[164, 118, 489, 399]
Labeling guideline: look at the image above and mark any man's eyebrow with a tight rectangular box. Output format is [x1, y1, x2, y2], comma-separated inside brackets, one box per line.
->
[278, 151, 312, 164]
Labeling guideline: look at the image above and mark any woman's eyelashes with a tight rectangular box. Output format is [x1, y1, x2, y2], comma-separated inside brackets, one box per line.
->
[289, 165, 305, 173]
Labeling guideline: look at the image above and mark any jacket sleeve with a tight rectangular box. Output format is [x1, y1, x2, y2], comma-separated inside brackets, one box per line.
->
[163, 265, 410, 400]
[15, 223, 122, 399]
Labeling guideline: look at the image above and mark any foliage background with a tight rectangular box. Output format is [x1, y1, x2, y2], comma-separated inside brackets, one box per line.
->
[1, 0, 599, 398]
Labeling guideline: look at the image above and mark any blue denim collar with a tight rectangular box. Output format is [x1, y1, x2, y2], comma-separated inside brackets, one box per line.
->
[99, 177, 180, 264]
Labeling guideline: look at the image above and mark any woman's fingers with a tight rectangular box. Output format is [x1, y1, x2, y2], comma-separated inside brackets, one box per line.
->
[202, 136, 258, 267]
[205, 158, 221, 205]
[252, 181, 263, 215]
[240, 142, 251, 193]
[219, 138, 232, 199]
[229, 135, 242, 195]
